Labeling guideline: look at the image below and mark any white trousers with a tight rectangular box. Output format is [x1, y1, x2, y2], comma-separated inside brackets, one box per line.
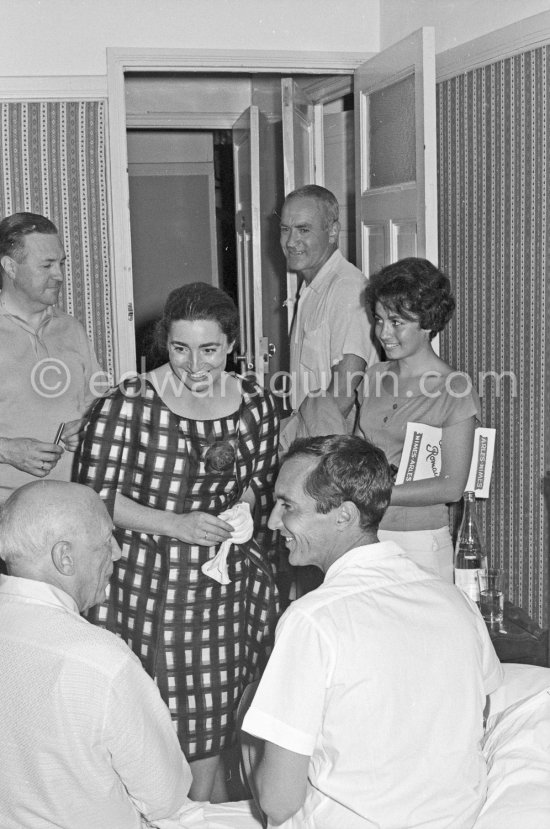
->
[151, 799, 263, 829]
[378, 526, 454, 584]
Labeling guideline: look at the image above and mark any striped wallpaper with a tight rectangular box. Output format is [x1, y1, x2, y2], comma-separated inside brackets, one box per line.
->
[437, 47, 549, 626]
[0, 100, 113, 377]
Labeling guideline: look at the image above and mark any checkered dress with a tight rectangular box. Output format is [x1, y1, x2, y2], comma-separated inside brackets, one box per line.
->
[76, 375, 279, 759]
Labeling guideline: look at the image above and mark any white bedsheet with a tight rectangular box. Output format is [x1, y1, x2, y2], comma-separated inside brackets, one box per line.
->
[475, 665, 550, 828]
[150, 665, 550, 829]
[149, 799, 263, 829]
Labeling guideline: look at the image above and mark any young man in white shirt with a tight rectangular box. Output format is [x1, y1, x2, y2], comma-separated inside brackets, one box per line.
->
[243, 435, 503, 829]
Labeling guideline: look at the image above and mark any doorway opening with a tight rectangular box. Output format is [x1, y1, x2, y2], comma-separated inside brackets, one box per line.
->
[128, 126, 239, 371]
[120, 67, 357, 376]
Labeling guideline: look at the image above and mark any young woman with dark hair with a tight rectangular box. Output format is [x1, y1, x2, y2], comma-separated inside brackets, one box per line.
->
[357, 258, 480, 581]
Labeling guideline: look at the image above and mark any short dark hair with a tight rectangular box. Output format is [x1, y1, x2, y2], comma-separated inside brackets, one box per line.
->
[284, 184, 339, 226]
[284, 435, 392, 531]
[366, 257, 455, 339]
[0, 212, 58, 272]
[154, 281, 240, 355]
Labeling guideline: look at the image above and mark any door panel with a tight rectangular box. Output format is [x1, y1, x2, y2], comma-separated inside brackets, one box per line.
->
[232, 106, 267, 381]
[355, 27, 437, 275]
[280, 78, 318, 337]
[281, 78, 318, 194]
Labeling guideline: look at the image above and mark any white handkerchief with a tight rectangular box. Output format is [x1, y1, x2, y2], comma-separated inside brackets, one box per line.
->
[201, 502, 254, 585]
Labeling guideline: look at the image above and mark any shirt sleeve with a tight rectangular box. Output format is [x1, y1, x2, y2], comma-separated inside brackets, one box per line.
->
[75, 387, 131, 516]
[442, 373, 482, 427]
[104, 651, 192, 822]
[242, 606, 329, 756]
[82, 338, 109, 411]
[326, 274, 376, 368]
[239, 383, 279, 541]
[71, 319, 109, 412]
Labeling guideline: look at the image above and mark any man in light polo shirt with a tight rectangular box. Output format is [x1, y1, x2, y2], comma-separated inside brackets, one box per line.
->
[243, 435, 503, 828]
[0, 212, 104, 504]
[279, 185, 375, 448]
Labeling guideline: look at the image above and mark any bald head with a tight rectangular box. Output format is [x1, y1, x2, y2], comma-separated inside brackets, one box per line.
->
[0, 481, 119, 612]
[0, 481, 101, 564]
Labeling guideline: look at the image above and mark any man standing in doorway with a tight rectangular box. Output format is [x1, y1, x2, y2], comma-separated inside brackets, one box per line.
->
[279, 185, 375, 448]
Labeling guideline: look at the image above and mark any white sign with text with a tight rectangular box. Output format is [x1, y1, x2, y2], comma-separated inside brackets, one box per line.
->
[395, 423, 496, 498]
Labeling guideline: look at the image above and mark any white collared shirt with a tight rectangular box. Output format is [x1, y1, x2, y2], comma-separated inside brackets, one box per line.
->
[0, 574, 192, 829]
[289, 250, 375, 410]
[244, 542, 503, 829]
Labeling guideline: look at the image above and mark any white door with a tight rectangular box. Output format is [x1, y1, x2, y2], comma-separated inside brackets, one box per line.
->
[354, 27, 438, 275]
[281, 78, 325, 194]
[281, 78, 326, 333]
[232, 106, 267, 381]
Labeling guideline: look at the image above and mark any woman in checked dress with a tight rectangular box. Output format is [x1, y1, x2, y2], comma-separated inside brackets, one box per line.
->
[77, 283, 279, 800]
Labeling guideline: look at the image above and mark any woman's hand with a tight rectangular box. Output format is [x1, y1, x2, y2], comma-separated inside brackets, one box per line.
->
[170, 511, 234, 546]
[114, 494, 235, 546]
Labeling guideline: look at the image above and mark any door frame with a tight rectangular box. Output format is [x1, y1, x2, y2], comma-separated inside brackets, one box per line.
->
[107, 48, 372, 377]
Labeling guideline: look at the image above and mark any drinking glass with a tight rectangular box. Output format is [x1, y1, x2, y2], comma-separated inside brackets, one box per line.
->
[478, 568, 505, 626]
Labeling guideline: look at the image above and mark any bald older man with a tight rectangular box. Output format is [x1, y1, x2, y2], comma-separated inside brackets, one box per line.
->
[0, 481, 262, 829]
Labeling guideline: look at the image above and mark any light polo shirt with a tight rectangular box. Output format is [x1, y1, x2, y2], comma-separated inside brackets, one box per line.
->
[289, 250, 375, 410]
[0, 304, 105, 502]
[0, 575, 192, 829]
[358, 364, 482, 531]
[244, 542, 503, 829]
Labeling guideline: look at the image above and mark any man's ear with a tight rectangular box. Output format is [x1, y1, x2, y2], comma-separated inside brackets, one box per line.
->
[336, 500, 359, 527]
[51, 541, 75, 576]
[328, 221, 340, 244]
[0, 254, 16, 281]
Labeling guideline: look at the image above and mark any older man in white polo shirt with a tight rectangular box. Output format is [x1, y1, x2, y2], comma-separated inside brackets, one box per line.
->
[279, 186, 375, 448]
[0, 480, 261, 829]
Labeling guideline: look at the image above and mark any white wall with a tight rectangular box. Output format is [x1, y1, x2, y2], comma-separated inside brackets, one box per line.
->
[3, 0, 548, 80]
[380, 0, 550, 53]
[1, 0, 379, 78]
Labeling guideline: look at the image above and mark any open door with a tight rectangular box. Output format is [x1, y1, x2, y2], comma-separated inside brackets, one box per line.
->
[281, 78, 325, 193]
[232, 106, 268, 382]
[281, 78, 325, 334]
[354, 27, 438, 275]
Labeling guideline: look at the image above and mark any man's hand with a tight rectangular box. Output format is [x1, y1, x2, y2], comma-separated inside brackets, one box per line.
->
[59, 418, 86, 452]
[0, 436, 63, 477]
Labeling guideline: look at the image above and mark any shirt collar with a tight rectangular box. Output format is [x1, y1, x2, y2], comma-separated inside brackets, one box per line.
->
[0, 573, 79, 614]
[302, 249, 343, 294]
[0, 297, 57, 328]
[324, 540, 406, 582]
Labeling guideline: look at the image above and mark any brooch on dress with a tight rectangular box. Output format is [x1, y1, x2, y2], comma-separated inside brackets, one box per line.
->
[203, 439, 237, 473]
